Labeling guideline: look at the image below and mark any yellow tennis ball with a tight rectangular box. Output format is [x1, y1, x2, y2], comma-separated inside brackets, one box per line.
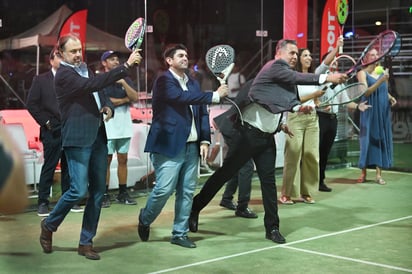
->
[374, 65, 384, 75]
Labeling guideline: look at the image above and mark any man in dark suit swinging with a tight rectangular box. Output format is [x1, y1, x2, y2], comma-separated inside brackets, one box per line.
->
[189, 39, 347, 244]
[27, 47, 82, 216]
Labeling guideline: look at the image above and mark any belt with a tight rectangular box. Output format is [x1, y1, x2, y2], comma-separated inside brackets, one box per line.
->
[241, 122, 274, 138]
[317, 111, 337, 119]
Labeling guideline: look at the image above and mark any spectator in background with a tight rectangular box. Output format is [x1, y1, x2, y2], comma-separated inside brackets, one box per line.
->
[315, 37, 371, 192]
[356, 48, 396, 185]
[100, 51, 138, 208]
[280, 48, 324, 205]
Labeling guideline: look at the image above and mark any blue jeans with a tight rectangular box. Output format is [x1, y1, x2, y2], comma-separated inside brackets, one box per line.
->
[140, 142, 198, 238]
[43, 131, 107, 245]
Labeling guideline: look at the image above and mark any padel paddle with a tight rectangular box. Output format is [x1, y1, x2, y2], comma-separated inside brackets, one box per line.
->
[205, 44, 235, 85]
[335, 0, 349, 54]
[125, 17, 146, 51]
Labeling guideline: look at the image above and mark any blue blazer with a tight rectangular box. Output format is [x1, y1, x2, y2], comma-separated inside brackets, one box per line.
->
[144, 70, 213, 158]
[55, 63, 129, 147]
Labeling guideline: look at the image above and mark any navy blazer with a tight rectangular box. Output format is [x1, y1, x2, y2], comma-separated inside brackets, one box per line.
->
[144, 70, 213, 158]
[55, 63, 129, 147]
[249, 59, 322, 114]
[26, 70, 61, 128]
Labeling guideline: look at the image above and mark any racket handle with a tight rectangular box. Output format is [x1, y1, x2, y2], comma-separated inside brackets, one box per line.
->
[338, 45, 343, 54]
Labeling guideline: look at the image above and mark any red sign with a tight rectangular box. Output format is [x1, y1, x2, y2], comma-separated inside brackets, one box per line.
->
[320, 0, 340, 59]
[283, 0, 307, 48]
[59, 9, 88, 58]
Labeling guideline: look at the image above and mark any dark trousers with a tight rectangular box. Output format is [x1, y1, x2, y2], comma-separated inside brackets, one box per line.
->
[38, 127, 70, 205]
[193, 124, 280, 232]
[221, 159, 254, 210]
[318, 112, 337, 185]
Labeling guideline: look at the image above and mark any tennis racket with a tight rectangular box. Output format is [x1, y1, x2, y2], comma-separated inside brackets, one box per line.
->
[205, 44, 235, 85]
[335, 0, 349, 54]
[329, 54, 356, 75]
[125, 17, 146, 51]
[345, 29, 398, 78]
[318, 82, 367, 107]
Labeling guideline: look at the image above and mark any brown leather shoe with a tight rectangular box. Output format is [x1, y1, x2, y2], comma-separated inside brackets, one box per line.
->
[78, 245, 100, 260]
[39, 219, 52, 253]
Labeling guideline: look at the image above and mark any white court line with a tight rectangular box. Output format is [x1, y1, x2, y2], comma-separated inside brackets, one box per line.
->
[148, 215, 412, 274]
[282, 246, 412, 273]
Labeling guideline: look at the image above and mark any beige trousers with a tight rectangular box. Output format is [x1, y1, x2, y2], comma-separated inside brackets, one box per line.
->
[281, 112, 319, 198]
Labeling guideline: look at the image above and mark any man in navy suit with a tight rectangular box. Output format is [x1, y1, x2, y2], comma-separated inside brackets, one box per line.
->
[26, 47, 83, 216]
[39, 34, 142, 260]
[137, 44, 228, 248]
[189, 39, 347, 244]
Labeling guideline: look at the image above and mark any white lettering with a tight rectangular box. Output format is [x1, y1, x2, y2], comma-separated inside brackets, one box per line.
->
[326, 10, 336, 52]
[70, 21, 81, 37]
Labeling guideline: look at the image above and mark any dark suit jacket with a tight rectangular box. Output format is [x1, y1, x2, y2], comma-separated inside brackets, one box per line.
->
[55, 63, 129, 147]
[213, 79, 253, 140]
[26, 70, 61, 129]
[249, 58, 321, 114]
[144, 70, 213, 158]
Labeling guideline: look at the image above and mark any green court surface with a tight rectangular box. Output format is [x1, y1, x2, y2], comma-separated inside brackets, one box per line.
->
[1, 167, 411, 274]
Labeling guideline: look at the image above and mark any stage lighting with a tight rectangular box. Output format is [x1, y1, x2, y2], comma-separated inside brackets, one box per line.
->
[344, 31, 354, 39]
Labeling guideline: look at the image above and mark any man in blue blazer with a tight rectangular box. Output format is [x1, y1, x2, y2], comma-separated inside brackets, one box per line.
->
[26, 47, 82, 216]
[39, 34, 142, 260]
[137, 44, 228, 248]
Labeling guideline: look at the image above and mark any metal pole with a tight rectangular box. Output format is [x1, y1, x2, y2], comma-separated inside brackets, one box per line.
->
[260, 0, 264, 67]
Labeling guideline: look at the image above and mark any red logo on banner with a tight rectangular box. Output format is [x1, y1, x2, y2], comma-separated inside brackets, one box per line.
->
[59, 9, 88, 57]
[320, 0, 340, 59]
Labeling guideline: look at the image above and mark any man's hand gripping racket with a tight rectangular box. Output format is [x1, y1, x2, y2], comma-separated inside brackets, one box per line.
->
[124, 17, 146, 67]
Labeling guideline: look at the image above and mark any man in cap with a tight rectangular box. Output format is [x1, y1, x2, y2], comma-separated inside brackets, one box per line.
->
[100, 51, 138, 207]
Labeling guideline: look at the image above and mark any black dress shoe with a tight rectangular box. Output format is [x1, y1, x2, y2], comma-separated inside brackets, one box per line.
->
[171, 236, 196, 248]
[189, 210, 199, 232]
[219, 200, 237, 210]
[266, 229, 286, 244]
[235, 208, 258, 218]
[137, 209, 150, 241]
[319, 183, 332, 192]
[40, 219, 53, 253]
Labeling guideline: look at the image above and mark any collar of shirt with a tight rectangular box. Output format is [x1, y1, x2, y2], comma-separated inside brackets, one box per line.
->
[169, 68, 188, 91]
[61, 61, 89, 78]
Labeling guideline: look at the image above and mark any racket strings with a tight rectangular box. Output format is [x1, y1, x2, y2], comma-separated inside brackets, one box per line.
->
[360, 30, 398, 66]
[319, 82, 367, 107]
